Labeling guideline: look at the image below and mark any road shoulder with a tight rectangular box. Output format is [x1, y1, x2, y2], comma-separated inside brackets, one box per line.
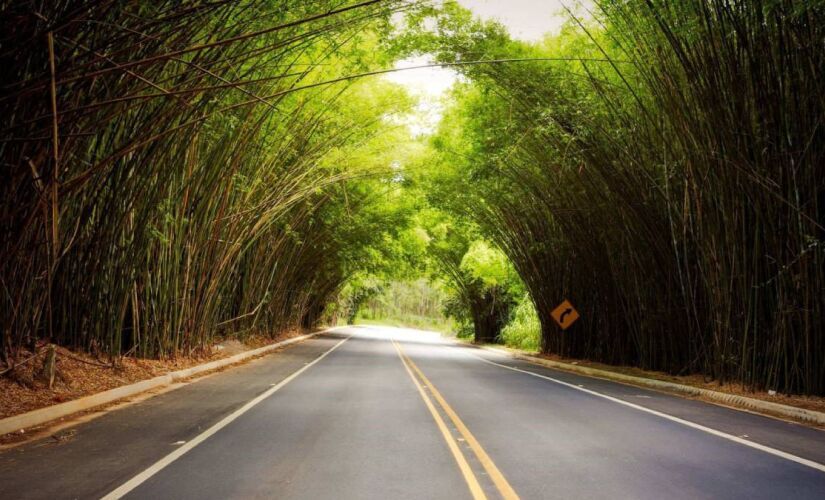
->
[0, 330, 328, 444]
[0, 333, 344, 500]
[454, 342, 825, 466]
[464, 341, 825, 428]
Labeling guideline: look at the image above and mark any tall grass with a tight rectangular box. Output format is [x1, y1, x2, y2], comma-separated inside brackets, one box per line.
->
[500, 295, 541, 352]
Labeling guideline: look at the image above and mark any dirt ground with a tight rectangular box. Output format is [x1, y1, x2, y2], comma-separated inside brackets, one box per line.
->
[0, 329, 307, 420]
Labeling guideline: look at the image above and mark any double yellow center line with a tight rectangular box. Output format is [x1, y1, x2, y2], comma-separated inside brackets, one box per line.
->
[392, 339, 519, 500]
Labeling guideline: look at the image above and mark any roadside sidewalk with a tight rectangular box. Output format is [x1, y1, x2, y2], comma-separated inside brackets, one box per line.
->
[0, 329, 330, 440]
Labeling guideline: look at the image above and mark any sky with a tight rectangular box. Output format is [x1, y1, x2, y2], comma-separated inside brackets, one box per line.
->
[383, 55, 461, 136]
[384, 1, 592, 136]
[456, 0, 583, 42]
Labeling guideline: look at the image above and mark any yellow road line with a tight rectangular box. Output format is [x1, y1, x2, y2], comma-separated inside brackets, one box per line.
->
[392, 340, 487, 500]
[396, 341, 520, 500]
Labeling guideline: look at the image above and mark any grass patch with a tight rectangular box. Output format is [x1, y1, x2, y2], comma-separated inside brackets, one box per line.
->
[500, 297, 540, 352]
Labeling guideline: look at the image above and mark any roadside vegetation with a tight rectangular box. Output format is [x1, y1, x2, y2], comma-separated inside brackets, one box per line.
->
[397, 1, 825, 394]
[2, 1, 823, 396]
[345, 279, 454, 333]
[1, 1, 413, 362]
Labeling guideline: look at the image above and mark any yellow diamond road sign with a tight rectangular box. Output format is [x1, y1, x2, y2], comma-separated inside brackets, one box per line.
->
[551, 300, 579, 330]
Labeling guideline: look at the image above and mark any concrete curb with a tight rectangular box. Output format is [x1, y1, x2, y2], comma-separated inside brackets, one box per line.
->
[476, 344, 825, 426]
[0, 331, 325, 436]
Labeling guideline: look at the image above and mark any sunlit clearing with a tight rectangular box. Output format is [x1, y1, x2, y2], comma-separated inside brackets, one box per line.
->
[335, 325, 451, 345]
[383, 55, 459, 137]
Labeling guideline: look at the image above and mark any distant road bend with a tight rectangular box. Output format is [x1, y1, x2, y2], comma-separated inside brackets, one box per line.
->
[1, 326, 824, 499]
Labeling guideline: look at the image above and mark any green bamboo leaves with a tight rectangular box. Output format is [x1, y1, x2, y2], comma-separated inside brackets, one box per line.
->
[418, 0, 825, 394]
[0, 1, 408, 361]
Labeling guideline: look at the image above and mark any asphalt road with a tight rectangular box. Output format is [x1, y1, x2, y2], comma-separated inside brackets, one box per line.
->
[2, 325, 825, 499]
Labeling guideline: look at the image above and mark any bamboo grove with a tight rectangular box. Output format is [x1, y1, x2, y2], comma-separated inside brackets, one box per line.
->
[0, 1, 412, 360]
[2, 1, 824, 396]
[411, 0, 825, 394]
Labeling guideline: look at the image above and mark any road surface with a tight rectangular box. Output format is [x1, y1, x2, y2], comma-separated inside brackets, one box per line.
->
[1, 326, 824, 499]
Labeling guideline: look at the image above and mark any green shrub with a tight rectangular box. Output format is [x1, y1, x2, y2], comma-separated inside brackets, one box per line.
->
[500, 295, 540, 352]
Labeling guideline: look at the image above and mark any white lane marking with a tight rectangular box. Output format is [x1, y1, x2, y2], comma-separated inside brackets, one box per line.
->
[102, 335, 351, 499]
[464, 350, 825, 474]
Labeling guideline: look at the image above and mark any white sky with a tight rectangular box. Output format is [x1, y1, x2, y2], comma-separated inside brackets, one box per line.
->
[457, 0, 583, 42]
[384, 1, 593, 136]
[383, 55, 460, 137]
